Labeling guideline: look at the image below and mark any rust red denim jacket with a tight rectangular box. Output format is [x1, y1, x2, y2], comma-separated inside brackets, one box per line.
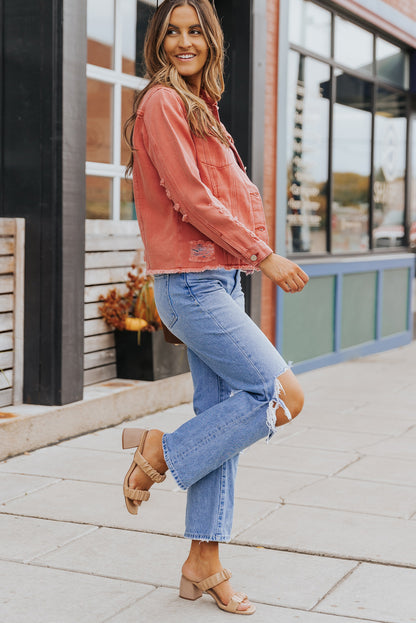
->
[132, 85, 273, 274]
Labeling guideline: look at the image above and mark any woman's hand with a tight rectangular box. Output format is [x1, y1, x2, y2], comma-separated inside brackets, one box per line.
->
[259, 253, 309, 293]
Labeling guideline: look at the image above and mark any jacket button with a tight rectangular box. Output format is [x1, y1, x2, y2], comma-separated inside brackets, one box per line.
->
[257, 226, 265, 232]
[250, 254, 258, 262]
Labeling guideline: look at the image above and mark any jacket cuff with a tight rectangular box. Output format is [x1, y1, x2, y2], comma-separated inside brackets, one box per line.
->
[246, 242, 274, 267]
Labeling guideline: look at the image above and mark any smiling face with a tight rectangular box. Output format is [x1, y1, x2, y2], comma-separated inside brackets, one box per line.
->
[163, 5, 209, 94]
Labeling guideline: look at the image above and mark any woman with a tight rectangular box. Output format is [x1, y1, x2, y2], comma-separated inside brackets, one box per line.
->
[123, 0, 308, 614]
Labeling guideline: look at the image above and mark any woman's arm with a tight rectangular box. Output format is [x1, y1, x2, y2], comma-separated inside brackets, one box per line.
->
[141, 87, 273, 267]
[259, 253, 309, 293]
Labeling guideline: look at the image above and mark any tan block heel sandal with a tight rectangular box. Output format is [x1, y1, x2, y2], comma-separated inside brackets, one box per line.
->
[179, 568, 256, 615]
[122, 428, 166, 515]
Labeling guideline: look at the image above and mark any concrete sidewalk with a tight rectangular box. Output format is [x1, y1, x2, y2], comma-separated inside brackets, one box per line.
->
[1, 342, 416, 622]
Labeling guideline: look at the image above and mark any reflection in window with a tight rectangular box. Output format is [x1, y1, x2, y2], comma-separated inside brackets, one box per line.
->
[87, 1, 157, 220]
[286, 51, 329, 253]
[123, 0, 157, 76]
[289, 0, 331, 58]
[335, 17, 373, 74]
[121, 179, 136, 220]
[373, 88, 406, 248]
[376, 39, 408, 89]
[121, 0, 138, 74]
[87, 0, 115, 69]
[87, 79, 113, 164]
[86, 177, 113, 219]
[286, 0, 411, 256]
[332, 75, 372, 253]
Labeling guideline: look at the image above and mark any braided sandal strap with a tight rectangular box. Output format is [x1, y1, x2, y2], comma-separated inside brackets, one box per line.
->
[134, 448, 166, 484]
[123, 486, 150, 502]
[195, 568, 232, 592]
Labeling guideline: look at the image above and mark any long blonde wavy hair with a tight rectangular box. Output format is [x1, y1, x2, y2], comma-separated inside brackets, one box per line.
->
[124, 0, 228, 176]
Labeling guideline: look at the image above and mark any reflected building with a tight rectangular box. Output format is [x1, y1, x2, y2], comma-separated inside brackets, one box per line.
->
[286, 2, 411, 256]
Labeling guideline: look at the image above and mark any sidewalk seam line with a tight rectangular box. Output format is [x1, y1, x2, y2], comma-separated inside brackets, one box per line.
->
[0, 477, 63, 505]
[100, 587, 159, 623]
[24, 525, 100, 564]
[310, 561, 362, 611]
[281, 500, 413, 520]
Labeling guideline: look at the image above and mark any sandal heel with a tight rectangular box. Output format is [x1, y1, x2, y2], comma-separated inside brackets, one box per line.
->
[179, 576, 203, 601]
[122, 428, 146, 449]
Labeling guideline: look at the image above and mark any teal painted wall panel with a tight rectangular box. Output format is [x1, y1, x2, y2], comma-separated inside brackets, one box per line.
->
[341, 272, 377, 349]
[282, 275, 335, 363]
[382, 268, 409, 337]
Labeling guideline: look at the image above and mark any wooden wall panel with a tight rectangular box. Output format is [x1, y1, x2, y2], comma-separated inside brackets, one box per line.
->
[0, 217, 25, 406]
[83, 220, 143, 386]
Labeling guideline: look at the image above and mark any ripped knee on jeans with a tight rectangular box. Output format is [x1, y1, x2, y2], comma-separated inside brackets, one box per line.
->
[266, 377, 293, 439]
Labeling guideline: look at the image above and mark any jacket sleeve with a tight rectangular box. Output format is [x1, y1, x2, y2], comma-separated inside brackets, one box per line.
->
[141, 88, 273, 267]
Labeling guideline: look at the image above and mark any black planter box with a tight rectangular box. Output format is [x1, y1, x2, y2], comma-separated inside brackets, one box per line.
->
[114, 329, 189, 381]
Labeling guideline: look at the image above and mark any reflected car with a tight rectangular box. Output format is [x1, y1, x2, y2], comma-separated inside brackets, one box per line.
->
[373, 211, 405, 248]
[374, 212, 416, 250]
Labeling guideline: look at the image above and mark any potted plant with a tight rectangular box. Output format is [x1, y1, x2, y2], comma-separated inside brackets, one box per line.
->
[99, 266, 188, 381]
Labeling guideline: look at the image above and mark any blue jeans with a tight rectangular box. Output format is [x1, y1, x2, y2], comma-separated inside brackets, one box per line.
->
[154, 270, 289, 542]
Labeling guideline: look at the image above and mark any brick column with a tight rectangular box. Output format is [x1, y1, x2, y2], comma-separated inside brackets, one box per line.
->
[261, 0, 280, 342]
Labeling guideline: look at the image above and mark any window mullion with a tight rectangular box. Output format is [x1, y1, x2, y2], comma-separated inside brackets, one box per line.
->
[113, 175, 121, 220]
[114, 82, 122, 170]
[113, 83, 122, 220]
[87, 63, 147, 89]
[86, 162, 125, 177]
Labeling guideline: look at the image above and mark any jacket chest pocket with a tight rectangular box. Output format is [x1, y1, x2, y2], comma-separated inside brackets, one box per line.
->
[194, 135, 235, 168]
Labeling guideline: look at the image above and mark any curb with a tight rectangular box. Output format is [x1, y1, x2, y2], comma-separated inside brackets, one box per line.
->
[0, 373, 193, 460]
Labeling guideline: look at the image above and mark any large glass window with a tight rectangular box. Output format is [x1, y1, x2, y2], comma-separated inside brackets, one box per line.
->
[376, 39, 409, 89]
[121, 0, 138, 75]
[289, 0, 332, 58]
[86, 176, 113, 219]
[373, 89, 407, 248]
[86, 0, 156, 220]
[332, 76, 372, 253]
[334, 17, 373, 74]
[86, 80, 113, 164]
[287, 0, 411, 256]
[87, 0, 115, 69]
[286, 52, 329, 254]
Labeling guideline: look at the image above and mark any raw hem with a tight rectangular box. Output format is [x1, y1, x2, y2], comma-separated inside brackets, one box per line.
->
[147, 264, 256, 275]
[162, 434, 187, 490]
[184, 532, 231, 543]
[266, 366, 291, 441]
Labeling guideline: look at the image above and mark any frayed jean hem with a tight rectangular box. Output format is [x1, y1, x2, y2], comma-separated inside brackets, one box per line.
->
[266, 366, 291, 441]
[162, 433, 187, 491]
[184, 532, 232, 543]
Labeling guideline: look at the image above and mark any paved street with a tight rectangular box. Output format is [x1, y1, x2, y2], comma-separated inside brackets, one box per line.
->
[1, 341, 416, 622]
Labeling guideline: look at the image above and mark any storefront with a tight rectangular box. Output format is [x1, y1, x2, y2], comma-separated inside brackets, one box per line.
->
[0, 0, 414, 405]
[271, 0, 416, 372]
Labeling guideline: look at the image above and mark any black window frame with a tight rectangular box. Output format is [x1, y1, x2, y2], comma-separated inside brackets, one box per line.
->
[287, 0, 413, 259]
